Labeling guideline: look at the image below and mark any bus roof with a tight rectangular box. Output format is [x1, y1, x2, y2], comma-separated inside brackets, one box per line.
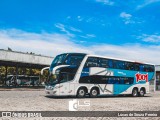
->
[56, 53, 155, 65]
[60, 53, 87, 56]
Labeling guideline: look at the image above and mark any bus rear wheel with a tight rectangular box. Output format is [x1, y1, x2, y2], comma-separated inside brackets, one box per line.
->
[77, 88, 86, 98]
[139, 88, 145, 97]
[132, 88, 138, 97]
[90, 88, 99, 98]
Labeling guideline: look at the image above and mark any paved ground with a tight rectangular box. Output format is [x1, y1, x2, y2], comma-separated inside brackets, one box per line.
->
[0, 91, 160, 119]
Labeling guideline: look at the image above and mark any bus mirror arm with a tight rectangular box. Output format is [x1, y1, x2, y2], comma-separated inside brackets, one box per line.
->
[41, 67, 50, 75]
[52, 65, 70, 74]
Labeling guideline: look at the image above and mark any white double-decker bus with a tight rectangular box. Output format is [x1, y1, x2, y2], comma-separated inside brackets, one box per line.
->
[43, 53, 155, 97]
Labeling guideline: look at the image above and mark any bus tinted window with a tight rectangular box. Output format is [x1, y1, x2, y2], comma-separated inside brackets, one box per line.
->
[65, 55, 84, 66]
[112, 60, 117, 69]
[85, 57, 98, 67]
[99, 58, 108, 68]
[148, 65, 154, 72]
[79, 76, 134, 84]
[134, 64, 140, 71]
[139, 64, 144, 71]
[125, 62, 134, 70]
[143, 65, 154, 72]
[144, 65, 150, 72]
[108, 59, 113, 68]
[116, 61, 125, 69]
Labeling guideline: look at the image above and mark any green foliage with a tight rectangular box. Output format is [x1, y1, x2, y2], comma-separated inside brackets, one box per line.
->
[0, 66, 46, 84]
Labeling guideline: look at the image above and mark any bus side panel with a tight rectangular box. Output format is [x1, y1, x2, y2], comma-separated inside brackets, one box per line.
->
[95, 84, 113, 95]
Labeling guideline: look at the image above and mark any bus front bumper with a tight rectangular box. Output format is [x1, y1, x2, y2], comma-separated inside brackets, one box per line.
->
[45, 89, 58, 96]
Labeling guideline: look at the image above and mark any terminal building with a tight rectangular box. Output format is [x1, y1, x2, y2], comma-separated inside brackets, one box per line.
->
[0, 49, 54, 86]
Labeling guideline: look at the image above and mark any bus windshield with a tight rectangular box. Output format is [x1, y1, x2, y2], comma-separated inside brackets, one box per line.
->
[48, 53, 86, 85]
[50, 53, 86, 71]
[51, 54, 67, 66]
[50, 54, 67, 71]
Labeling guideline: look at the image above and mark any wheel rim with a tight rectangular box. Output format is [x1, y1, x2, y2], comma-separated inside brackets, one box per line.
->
[140, 90, 144, 96]
[92, 89, 97, 96]
[79, 89, 85, 96]
[133, 90, 137, 96]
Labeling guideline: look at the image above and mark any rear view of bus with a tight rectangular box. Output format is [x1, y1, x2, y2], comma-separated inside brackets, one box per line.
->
[44, 53, 155, 97]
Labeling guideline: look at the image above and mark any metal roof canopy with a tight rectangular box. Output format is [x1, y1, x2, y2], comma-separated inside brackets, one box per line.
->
[0, 49, 54, 68]
[0, 60, 47, 69]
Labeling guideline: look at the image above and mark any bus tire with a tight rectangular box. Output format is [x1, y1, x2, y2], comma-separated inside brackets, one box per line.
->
[139, 88, 145, 97]
[132, 88, 138, 97]
[77, 88, 86, 98]
[90, 87, 99, 98]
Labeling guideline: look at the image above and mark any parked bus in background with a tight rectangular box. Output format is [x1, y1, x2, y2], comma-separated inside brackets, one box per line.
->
[42, 53, 155, 98]
[6, 75, 40, 86]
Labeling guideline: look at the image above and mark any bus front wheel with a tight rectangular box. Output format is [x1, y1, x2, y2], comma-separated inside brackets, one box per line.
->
[77, 88, 86, 98]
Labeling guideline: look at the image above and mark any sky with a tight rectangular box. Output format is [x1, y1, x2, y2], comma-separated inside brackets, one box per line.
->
[0, 0, 160, 64]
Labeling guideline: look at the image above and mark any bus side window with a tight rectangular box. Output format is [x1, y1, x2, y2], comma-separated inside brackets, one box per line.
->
[85, 57, 98, 67]
[125, 62, 130, 70]
[144, 65, 149, 72]
[99, 58, 108, 68]
[117, 61, 125, 69]
[148, 65, 154, 72]
[134, 64, 140, 71]
[140, 64, 144, 71]
[125, 62, 134, 70]
[108, 59, 113, 68]
[113, 60, 118, 69]
[124, 78, 134, 84]
[119, 78, 124, 84]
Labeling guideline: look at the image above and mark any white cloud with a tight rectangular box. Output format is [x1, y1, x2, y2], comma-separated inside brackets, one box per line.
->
[69, 27, 82, 33]
[91, 44, 160, 64]
[120, 12, 134, 24]
[77, 16, 83, 21]
[138, 34, 160, 43]
[55, 23, 82, 36]
[137, 0, 160, 10]
[0, 29, 160, 64]
[0, 29, 91, 56]
[55, 23, 74, 37]
[95, 0, 114, 6]
[120, 12, 132, 19]
[86, 34, 96, 38]
[80, 34, 96, 39]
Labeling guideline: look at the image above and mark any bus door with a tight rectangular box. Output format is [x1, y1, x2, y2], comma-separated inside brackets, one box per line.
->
[58, 72, 76, 95]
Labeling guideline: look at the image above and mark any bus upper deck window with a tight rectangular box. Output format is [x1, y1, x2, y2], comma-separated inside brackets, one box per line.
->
[108, 60, 113, 68]
[140, 65, 144, 71]
[135, 64, 140, 71]
[99, 58, 108, 68]
[85, 57, 98, 67]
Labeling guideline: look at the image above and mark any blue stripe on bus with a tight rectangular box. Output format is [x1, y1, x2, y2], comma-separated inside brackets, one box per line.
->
[113, 84, 132, 95]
